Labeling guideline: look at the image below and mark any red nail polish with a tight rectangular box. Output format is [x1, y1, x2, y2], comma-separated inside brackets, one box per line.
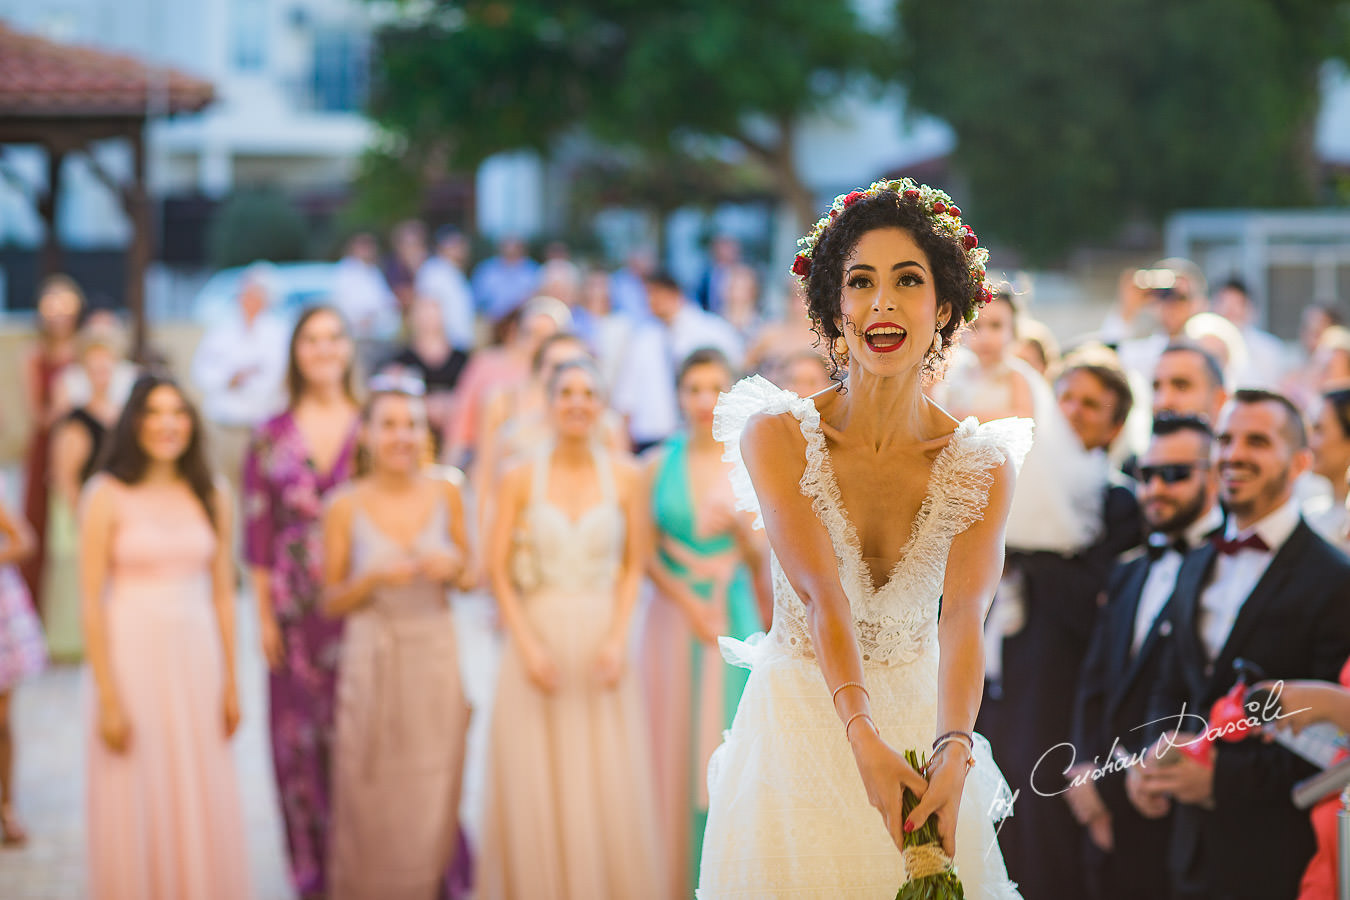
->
[904, 821, 915, 833]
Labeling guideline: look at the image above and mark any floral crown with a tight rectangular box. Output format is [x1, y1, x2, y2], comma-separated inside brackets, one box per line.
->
[791, 177, 993, 323]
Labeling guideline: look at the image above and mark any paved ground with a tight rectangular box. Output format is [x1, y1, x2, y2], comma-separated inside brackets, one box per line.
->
[0, 590, 503, 900]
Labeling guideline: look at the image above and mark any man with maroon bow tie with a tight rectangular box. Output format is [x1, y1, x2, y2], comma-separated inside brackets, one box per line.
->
[1130, 389, 1350, 900]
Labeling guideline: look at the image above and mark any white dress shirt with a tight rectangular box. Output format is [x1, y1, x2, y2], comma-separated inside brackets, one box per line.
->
[1303, 493, 1350, 555]
[60, 360, 138, 410]
[415, 256, 476, 351]
[1196, 497, 1302, 662]
[190, 311, 290, 427]
[332, 256, 398, 341]
[1132, 505, 1225, 656]
[611, 303, 744, 445]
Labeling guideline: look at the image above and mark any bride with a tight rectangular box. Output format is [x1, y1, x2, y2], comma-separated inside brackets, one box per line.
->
[698, 180, 1028, 897]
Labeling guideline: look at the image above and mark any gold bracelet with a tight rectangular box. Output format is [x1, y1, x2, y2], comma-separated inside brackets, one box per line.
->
[832, 681, 869, 707]
[844, 711, 877, 743]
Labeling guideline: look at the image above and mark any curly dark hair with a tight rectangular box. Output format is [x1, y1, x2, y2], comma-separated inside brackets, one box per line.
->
[804, 190, 978, 381]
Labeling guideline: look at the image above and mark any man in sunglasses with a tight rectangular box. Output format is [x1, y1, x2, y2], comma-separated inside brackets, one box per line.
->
[1132, 390, 1350, 900]
[1070, 414, 1222, 900]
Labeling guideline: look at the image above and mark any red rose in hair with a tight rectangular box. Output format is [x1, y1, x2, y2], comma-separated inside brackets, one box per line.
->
[963, 232, 979, 251]
[904, 189, 920, 200]
[844, 191, 865, 206]
[932, 200, 947, 214]
[792, 255, 812, 278]
[949, 206, 962, 218]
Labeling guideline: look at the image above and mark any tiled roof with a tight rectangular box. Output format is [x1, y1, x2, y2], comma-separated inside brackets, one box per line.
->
[0, 22, 213, 117]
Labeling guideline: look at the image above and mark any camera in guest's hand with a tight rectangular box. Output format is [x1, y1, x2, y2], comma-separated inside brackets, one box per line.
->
[1133, 268, 1179, 298]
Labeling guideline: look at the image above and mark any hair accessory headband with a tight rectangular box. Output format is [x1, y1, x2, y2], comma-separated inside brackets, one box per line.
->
[792, 177, 992, 323]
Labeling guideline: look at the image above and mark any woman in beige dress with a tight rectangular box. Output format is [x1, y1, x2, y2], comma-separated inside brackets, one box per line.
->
[479, 358, 663, 899]
[322, 378, 474, 900]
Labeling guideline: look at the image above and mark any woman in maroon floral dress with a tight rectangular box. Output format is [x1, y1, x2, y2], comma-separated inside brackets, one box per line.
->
[244, 306, 361, 899]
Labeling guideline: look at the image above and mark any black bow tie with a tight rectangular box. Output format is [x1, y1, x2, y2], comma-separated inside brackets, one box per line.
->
[1146, 536, 1190, 561]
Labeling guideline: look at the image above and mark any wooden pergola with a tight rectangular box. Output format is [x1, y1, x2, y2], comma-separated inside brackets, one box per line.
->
[0, 22, 213, 357]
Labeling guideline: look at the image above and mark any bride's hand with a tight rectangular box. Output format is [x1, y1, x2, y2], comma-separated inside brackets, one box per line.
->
[905, 746, 969, 858]
[850, 727, 928, 851]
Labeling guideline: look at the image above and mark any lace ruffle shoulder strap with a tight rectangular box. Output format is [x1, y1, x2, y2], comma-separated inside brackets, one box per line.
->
[712, 375, 823, 531]
[926, 416, 1036, 542]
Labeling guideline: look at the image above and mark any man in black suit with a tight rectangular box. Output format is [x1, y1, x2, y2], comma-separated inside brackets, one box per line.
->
[1070, 414, 1222, 900]
[1130, 389, 1350, 900]
[978, 352, 1142, 899]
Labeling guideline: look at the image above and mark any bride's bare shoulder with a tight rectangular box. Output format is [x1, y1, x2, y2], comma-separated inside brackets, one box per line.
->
[740, 409, 810, 479]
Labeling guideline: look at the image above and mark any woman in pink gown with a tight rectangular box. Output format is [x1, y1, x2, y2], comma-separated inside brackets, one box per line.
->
[81, 374, 252, 900]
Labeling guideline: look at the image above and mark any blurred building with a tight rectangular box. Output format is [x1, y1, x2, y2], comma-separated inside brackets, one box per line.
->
[0, 0, 376, 309]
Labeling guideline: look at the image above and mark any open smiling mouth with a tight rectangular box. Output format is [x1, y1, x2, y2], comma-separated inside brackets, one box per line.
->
[864, 323, 907, 353]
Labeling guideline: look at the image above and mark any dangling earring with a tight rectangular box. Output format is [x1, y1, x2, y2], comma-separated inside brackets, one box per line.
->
[931, 325, 943, 355]
[834, 335, 850, 365]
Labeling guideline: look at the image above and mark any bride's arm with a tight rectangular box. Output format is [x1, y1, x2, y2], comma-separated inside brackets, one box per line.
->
[739, 413, 926, 852]
[907, 457, 1016, 855]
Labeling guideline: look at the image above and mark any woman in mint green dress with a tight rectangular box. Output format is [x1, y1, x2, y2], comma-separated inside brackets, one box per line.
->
[639, 347, 769, 899]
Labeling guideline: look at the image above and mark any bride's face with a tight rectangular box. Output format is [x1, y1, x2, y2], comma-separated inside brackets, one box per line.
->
[836, 227, 951, 378]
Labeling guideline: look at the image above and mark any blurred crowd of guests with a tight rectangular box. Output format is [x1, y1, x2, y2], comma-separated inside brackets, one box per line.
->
[0, 231, 822, 900]
[2, 233, 1350, 900]
[933, 261, 1350, 900]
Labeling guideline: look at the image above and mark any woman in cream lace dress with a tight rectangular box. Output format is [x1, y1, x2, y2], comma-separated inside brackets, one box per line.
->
[478, 358, 662, 899]
[698, 181, 1028, 898]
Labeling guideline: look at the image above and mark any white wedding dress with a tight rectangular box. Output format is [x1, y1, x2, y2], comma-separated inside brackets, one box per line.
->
[697, 376, 1030, 899]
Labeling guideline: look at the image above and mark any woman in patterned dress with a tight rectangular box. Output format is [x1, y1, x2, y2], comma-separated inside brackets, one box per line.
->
[244, 306, 361, 898]
[0, 491, 44, 845]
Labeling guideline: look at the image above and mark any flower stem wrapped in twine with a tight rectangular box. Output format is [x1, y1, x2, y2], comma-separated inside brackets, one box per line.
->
[895, 749, 966, 900]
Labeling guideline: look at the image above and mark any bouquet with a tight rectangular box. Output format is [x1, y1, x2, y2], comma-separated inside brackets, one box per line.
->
[895, 749, 965, 900]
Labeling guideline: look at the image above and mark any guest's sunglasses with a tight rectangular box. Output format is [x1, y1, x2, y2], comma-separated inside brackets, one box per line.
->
[1138, 462, 1208, 484]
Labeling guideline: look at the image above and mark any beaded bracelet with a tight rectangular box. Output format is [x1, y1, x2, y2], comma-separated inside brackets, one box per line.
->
[831, 681, 869, 707]
[844, 711, 878, 743]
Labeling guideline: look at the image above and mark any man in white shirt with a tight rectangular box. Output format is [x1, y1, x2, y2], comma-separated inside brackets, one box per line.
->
[1211, 278, 1288, 389]
[190, 263, 290, 486]
[415, 226, 477, 352]
[332, 233, 397, 339]
[1131, 389, 1350, 900]
[611, 271, 743, 452]
[1106, 259, 1207, 388]
[1071, 414, 1222, 900]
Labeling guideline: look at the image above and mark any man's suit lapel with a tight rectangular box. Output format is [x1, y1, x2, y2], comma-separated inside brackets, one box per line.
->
[1106, 559, 1154, 718]
[1206, 522, 1313, 694]
[1171, 543, 1217, 699]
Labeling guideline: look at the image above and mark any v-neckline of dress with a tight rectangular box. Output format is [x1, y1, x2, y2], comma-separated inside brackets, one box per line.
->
[289, 412, 359, 483]
[803, 405, 974, 597]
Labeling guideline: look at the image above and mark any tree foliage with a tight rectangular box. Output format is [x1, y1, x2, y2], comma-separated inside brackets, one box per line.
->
[206, 188, 310, 269]
[898, 0, 1350, 262]
[365, 0, 894, 228]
